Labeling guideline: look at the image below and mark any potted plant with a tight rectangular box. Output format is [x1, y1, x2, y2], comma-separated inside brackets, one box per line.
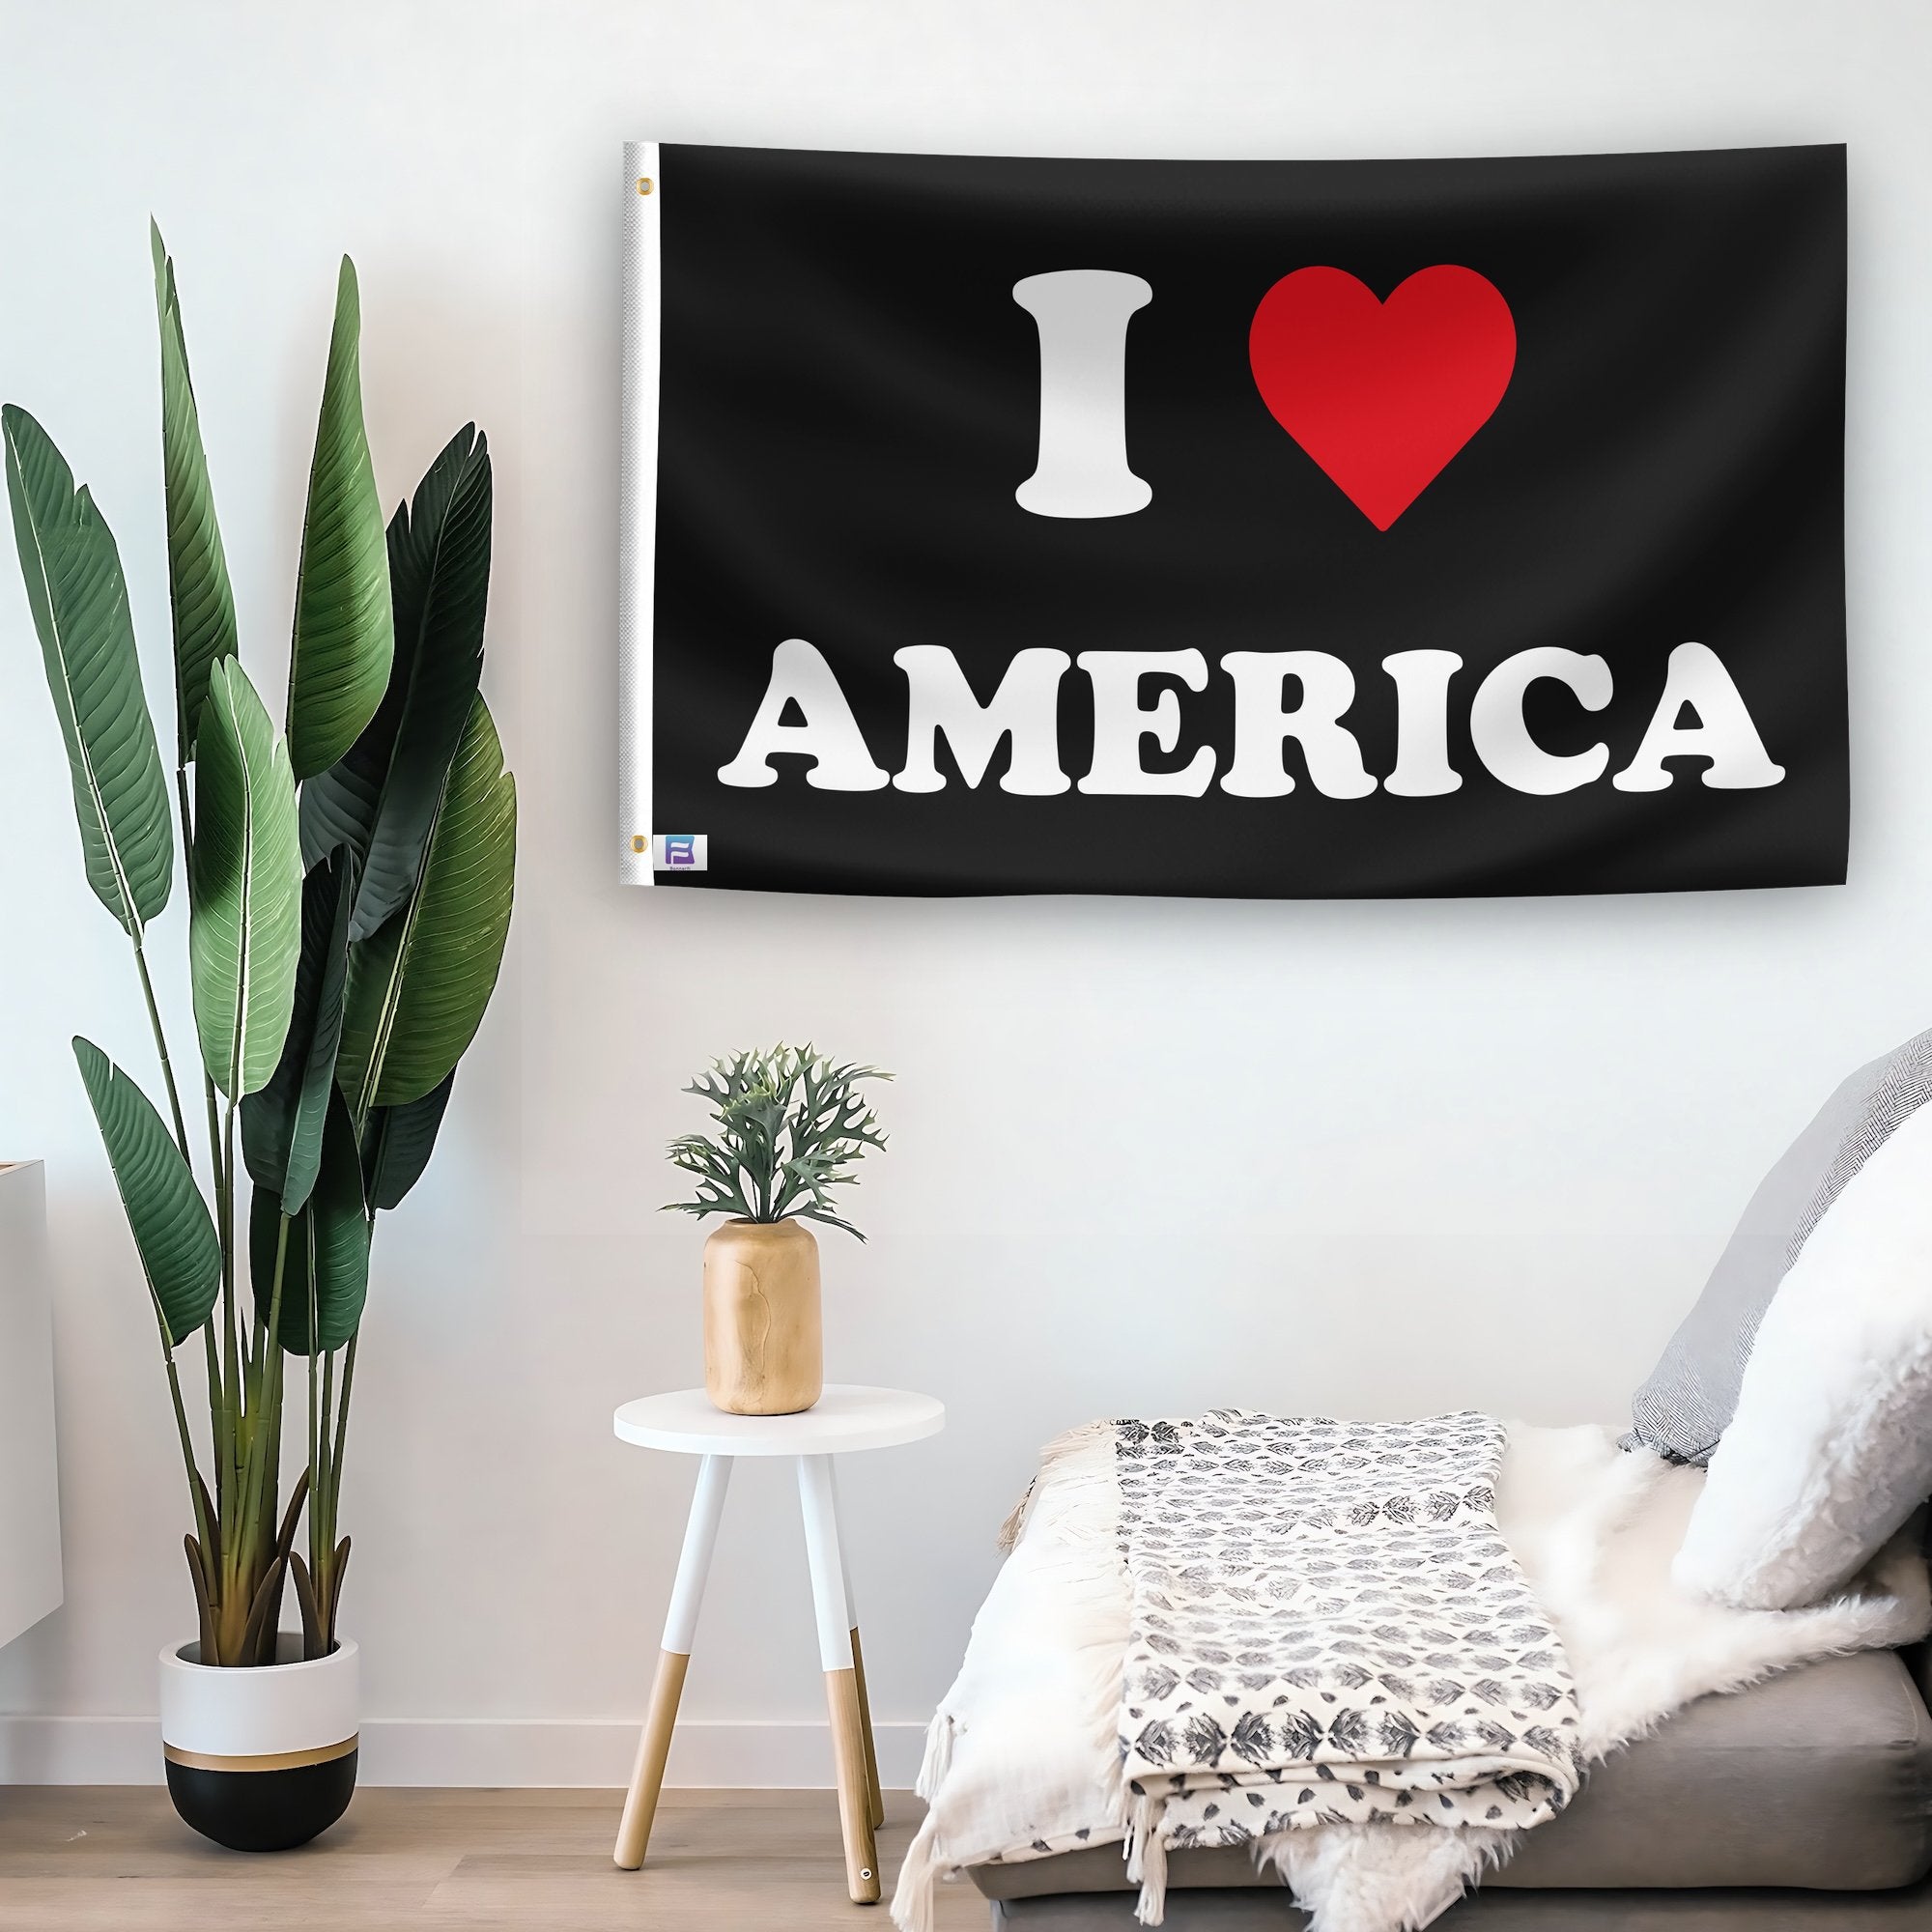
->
[666, 1046, 889, 1415]
[3, 227, 515, 1850]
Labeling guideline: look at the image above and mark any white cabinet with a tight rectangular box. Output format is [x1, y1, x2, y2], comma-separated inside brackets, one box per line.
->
[0, 1162, 62, 1648]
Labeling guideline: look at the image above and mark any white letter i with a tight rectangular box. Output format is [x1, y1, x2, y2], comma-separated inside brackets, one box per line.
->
[1013, 270, 1152, 519]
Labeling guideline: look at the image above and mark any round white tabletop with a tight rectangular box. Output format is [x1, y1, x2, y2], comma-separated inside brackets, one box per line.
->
[612, 1383, 944, 1458]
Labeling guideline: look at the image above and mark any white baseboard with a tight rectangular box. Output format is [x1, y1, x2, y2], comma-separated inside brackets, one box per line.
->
[0, 1715, 928, 1788]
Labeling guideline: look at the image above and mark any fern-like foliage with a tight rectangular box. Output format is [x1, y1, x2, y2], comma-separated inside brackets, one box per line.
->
[665, 1042, 890, 1239]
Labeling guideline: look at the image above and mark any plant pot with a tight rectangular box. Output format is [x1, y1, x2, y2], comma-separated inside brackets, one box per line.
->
[703, 1216, 823, 1415]
[159, 1634, 358, 1852]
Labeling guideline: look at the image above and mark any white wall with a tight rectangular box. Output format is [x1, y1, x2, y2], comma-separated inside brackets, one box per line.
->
[3, 0, 1930, 1786]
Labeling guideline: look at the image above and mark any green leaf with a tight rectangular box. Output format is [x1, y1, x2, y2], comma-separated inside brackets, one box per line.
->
[250, 1088, 369, 1355]
[287, 257, 392, 781]
[301, 426, 491, 943]
[189, 658, 302, 1098]
[151, 223, 238, 763]
[360, 1070, 455, 1212]
[338, 695, 515, 1113]
[664, 1044, 889, 1237]
[242, 848, 355, 1212]
[73, 1037, 219, 1348]
[3, 405, 174, 936]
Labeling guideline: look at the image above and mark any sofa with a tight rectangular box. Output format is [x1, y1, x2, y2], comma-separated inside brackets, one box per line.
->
[967, 1645, 1932, 1926]
[928, 1026, 1932, 1929]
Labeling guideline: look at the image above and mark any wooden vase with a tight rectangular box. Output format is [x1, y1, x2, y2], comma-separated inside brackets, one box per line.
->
[702, 1218, 823, 1415]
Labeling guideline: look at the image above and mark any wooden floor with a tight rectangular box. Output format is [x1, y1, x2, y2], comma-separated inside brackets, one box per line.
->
[0, 1787, 986, 1931]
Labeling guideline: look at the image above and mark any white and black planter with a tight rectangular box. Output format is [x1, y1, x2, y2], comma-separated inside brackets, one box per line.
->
[159, 1635, 358, 1852]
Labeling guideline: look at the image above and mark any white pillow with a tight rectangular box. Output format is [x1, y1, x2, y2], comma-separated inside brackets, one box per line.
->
[1672, 1097, 1932, 1610]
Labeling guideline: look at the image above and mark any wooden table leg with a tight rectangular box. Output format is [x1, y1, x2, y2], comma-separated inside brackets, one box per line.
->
[827, 1462, 885, 1830]
[848, 1625, 885, 1831]
[798, 1454, 880, 1903]
[825, 1662, 879, 1899]
[614, 1454, 732, 1869]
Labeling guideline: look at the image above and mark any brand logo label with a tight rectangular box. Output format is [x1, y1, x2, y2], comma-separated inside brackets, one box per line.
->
[652, 834, 708, 870]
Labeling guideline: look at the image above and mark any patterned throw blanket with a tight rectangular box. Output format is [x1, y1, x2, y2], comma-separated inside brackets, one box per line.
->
[1114, 1411, 1583, 1918]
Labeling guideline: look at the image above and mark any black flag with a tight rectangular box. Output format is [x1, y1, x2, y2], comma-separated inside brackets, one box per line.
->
[620, 141, 1845, 898]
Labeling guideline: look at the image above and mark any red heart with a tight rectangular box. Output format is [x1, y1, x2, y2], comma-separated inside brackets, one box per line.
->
[1248, 266, 1516, 530]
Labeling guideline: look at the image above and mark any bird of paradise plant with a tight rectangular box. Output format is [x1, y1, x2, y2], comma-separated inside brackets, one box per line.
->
[3, 226, 515, 1664]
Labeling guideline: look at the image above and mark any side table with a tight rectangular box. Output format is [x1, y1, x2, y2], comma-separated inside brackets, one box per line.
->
[611, 1383, 946, 1903]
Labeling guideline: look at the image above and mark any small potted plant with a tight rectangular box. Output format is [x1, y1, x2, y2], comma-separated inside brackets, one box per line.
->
[666, 1046, 889, 1415]
[4, 228, 514, 1851]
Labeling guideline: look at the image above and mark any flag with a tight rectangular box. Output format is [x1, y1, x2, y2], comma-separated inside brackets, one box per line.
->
[620, 141, 1845, 898]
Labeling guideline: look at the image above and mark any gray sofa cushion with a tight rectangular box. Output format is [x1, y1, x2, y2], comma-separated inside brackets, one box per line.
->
[1625, 1027, 1932, 1465]
[969, 1650, 1932, 1899]
[989, 1878, 1932, 1927]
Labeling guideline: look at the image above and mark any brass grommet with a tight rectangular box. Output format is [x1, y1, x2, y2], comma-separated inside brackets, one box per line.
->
[637, 176, 653, 196]
[631, 835, 647, 853]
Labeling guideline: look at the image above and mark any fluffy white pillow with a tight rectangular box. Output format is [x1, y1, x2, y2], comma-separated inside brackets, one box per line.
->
[1673, 1097, 1932, 1610]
